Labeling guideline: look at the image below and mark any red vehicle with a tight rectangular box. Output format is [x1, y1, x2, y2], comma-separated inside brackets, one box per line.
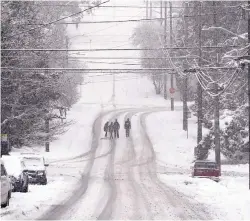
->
[191, 160, 220, 182]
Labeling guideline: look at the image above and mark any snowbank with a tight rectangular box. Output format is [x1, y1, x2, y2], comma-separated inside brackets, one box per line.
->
[159, 174, 250, 220]
[1, 170, 79, 220]
[145, 110, 250, 220]
[145, 110, 196, 170]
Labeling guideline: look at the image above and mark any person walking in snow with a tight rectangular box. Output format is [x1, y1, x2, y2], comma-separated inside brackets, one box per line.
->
[113, 119, 120, 139]
[124, 118, 131, 137]
[109, 122, 114, 139]
[104, 121, 109, 138]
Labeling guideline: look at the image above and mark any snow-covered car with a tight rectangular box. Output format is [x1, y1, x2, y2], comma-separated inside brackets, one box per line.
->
[2, 156, 29, 192]
[22, 155, 48, 185]
[1, 159, 12, 208]
[191, 160, 220, 182]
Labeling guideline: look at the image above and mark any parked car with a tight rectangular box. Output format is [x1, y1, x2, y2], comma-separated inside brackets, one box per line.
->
[1, 159, 12, 208]
[22, 155, 48, 185]
[191, 160, 220, 182]
[2, 156, 29, 192]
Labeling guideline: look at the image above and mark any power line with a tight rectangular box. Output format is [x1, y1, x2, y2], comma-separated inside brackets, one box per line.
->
[84, 11, 143, 36]
[23, 18, 164, 25]
[2, 45, 244, 52]
[17, 14, 245, 26]
[1, 67, 175, 72]
[40, 4, 241, 9]
[1, 67, 239, 72]
[1, 55, 207, 60]
[8, 0, 110, 37]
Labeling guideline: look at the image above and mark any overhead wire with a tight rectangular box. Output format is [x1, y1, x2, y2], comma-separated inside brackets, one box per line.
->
[149, 8, 244, 97]
[24, 18, 165, 25]
[224, 81, 247, 95]
[84, 10, 144, 36]
[7, 0, 110, 38]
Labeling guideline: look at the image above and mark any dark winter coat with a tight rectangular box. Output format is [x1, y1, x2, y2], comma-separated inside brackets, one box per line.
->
[113, 121, 120, 131]
[124, 120, 131, 130]
[104, 122, 109, 132]
[109, 123, 114, 132]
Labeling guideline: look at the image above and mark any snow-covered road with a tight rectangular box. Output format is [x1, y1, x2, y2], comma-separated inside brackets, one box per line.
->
[1, 77, 249, 220]
[37, 107, 213, 220]
[2, 0, 249, 219]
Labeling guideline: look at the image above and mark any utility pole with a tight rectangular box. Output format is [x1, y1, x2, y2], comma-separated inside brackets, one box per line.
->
[112, 72, 116, 108]
[160, 0, 163, 25]
[169, 1, 174, 110]
[213, 1, 221, 174]
[150, 1, 152, 19]
[45, 118, 50, 152]
[163, 1, 167, 100]
[146, 0, 148, 19]
[248, 0, 250, 190]
[66, 36, 69, 68]
[45, 61, 50, 152]
[213, 1, 221, 175]
[183, 2, 188, 131]
[197, 1, 203, 145]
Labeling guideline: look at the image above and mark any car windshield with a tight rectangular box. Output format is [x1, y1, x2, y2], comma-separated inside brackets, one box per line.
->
[195, 162, 217, 169]
[23, 157, 43, 168]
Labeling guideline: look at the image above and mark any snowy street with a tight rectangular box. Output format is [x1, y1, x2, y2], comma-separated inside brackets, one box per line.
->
[1, 75, 249, 219]
[1, 0, 249, 220]
[36, 107, 215, 220]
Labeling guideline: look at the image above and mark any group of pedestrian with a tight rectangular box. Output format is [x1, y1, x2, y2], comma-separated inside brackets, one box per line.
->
[103, 118, 131, 139]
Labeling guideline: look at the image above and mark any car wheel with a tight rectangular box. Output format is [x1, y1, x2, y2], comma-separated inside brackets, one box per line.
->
[22, 184, 29, 192]
[41, 178, 47, 185]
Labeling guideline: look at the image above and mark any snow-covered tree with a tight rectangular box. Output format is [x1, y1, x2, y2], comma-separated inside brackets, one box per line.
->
[132, 22, 166, 94]
[1, 1, 85, 147]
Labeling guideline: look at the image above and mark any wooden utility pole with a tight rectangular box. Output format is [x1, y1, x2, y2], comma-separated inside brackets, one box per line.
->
[248, 0, 250, 190]
[213, 1, 221, 175]
[183, 2, 188, 131]
[169, 1, 174, 110]
[163, 1, 167, 100]
[160, 0, 163, 25]
[66, 36, 69, 67]
[45, 118, 50, 152]
[45, 60, 50, 152]
[112, 71, 116, 108]
[146, 0, 148, 19]
[197, 1, 203, 145]
[150, 1, 152, 18]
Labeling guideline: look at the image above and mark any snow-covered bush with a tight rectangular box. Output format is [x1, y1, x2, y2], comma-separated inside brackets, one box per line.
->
[198, 105, 249, 163]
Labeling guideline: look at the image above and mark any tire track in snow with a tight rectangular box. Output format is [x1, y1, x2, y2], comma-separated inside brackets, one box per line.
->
[99, 108, 169, 220]
[108, 111, 150, 220]
[97, 109, 155, 220]
[132, 111, 180, 220]
[140, 111, 212, 220]
[38, 109, 129, 220]
[96, 111, 126, 220]
[126, 111, 154, 220]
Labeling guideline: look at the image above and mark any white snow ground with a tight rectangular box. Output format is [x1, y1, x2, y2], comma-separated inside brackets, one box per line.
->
[1, 1, 249, 220]
[0, 75, 169, 220]
[146, 111, 250, 220]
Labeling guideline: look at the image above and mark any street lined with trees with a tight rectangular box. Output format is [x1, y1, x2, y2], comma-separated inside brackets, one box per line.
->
[132, 1, 249, 164]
